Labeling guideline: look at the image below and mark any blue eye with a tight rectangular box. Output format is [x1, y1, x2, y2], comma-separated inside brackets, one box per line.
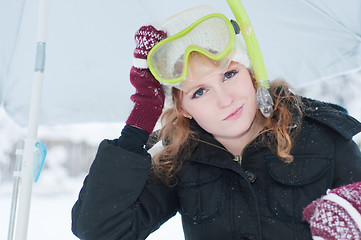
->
[223, 70, 238, 81]
[192, 87, 206, 99]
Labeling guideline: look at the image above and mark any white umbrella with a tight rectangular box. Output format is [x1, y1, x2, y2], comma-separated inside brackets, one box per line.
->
[1, 0, 360, 239]
[1, 0, 360, 127]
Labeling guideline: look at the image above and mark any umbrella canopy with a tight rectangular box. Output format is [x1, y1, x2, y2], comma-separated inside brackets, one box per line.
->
[1, 0, 361, 127]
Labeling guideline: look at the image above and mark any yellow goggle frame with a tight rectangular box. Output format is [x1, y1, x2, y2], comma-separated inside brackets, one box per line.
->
[147, 13, 237, 85]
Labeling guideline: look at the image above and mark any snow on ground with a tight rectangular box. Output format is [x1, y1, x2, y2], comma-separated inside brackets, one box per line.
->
[0, 180, 81, 240]
[0, 109, 183, 239]
[0, 177, 184, 240]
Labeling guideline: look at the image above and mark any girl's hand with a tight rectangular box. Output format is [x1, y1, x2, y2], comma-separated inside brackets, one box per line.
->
[126, 26, 167, 134]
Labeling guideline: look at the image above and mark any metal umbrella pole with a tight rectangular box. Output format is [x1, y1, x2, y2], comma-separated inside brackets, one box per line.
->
[8, 0, 48, 239]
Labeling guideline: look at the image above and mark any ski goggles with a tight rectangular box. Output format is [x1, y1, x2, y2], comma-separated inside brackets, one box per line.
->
[147, 13, 237, 85]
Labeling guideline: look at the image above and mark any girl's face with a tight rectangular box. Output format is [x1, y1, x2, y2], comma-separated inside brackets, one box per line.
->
[180, 54, 258, 143]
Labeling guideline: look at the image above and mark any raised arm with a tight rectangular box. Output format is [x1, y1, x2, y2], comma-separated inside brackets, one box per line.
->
[72, 26, 179, 240]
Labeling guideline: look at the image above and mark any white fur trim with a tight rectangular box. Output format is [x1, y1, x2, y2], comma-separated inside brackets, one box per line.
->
[323, 193, 361, 232]
[133, 58, 148, 69]
[148, 140, 164, 158]
[312, 237, 325, 240]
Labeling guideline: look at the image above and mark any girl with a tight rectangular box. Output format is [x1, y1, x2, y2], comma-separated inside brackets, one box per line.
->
[72, 6, 361, 240]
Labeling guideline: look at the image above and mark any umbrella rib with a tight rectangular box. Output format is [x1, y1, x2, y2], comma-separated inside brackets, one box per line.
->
[1, 0, 29, 106]
[303, 0, 361, 42]
[137, 0, 160, 25]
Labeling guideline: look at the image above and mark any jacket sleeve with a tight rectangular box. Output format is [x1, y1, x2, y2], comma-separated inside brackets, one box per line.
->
[71, 126, 179, 240]
[332, 136, 361, 188]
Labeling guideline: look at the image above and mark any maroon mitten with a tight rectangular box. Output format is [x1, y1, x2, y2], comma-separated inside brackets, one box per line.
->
[126, 26, 167, 134]
[303, 182, 361, 240]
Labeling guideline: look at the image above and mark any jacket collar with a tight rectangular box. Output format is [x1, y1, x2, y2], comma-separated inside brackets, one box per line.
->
[302, 97, 361, 140]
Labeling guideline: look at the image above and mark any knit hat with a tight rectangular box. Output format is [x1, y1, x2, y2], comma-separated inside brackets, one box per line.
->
[160, 5, 251, 73]
[302, 182, 361, 240]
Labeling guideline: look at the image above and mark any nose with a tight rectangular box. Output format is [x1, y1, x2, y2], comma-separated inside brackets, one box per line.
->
[215, 87, 233, 108]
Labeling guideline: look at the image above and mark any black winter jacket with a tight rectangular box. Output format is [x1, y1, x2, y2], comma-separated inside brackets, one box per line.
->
[72, 99, 361, 240]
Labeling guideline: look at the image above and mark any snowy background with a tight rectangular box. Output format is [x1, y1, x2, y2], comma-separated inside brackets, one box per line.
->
[0, 71, 361, 239]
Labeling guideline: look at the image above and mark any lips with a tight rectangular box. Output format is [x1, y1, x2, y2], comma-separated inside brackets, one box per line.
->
[223, 106, 244, 121]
